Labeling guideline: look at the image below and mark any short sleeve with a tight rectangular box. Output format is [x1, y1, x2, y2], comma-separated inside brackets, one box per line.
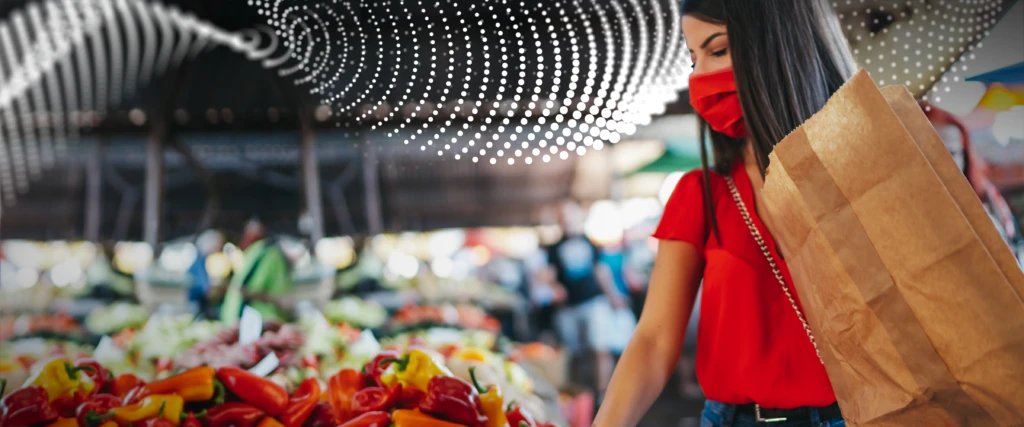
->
[653, 170, 708, 252]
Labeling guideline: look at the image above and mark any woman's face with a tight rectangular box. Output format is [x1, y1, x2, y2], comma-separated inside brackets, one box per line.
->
[682, 16, 731, 75]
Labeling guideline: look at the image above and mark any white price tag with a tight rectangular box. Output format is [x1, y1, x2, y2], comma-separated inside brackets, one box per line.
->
[238, 306, 263, 345]
[248, 352, 280, 377]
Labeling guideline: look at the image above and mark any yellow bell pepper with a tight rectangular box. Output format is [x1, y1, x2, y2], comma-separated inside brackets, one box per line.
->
[469, 367, 508, 427]
[24, 358, 96, 401]
[112, 394, 184, 425]
[379, 349, 453, 391]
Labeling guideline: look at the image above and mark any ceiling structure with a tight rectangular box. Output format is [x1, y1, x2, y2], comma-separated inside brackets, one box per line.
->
[0, 0, 1020, 241]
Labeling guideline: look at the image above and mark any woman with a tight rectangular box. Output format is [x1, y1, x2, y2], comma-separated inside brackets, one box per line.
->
[594, 1, 855, 426]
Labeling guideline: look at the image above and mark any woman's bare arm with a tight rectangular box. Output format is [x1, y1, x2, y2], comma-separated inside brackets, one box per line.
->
[592, 240, 703, 427]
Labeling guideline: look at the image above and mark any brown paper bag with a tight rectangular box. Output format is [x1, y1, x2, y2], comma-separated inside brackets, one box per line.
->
[760, 69, 1024, 426]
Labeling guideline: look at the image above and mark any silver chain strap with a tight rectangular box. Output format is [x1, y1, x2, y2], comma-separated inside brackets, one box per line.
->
[725, 176, 824, 365]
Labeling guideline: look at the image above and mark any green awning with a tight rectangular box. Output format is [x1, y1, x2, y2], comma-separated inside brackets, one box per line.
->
[628, 139, 705, 176]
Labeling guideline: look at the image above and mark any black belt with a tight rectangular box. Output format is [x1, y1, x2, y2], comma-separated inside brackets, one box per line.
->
[735, 402, 843, 423]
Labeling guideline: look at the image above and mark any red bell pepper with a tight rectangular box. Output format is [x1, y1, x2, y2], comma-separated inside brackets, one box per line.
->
[217, 367, 290, 416]
[339, 411, 390, 427]
[75, 393, 123, 427]
[327, 368, 365, 424]
[75, 358, 113, 395]
[302, 402, 337, 427]
[397, 386, 426, 410]
[418, 376, 488, 427]
[108, 373, 146, 400]
[506, 404, 536, 427]
[350, 384, 402, 415]
[179, 410, 205, 427]
[51, 391, 87, 418]
[205, 402, 266, 427]
[364, 351, 400, 387]
[1, 385, 60, 426]
[280, 377, 321, 427]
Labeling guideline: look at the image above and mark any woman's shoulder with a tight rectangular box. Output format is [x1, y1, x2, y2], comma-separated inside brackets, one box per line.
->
[673, 168, 728, 198]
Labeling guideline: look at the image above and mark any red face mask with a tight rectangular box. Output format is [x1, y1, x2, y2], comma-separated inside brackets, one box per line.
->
[689, 67, 747, 139]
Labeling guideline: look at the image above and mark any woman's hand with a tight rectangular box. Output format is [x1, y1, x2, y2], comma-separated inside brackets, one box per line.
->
[592, 240, 704, 427]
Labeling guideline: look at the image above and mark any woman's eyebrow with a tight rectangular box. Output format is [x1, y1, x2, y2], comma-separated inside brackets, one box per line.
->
[700, 32, 726, 49]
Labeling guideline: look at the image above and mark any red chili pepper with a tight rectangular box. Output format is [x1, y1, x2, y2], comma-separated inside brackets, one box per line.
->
[0, 385, 59, 426]
[205, 402, 266, 427]
[75, 358, 113, 395]
[419, 376, 487, 427]
[350, 385, 402, 415]
[52, 391, 88, 418]
[506, 405, 536, 427]
[327, 368, 365, 424]
[363, 351, 400, 387]
[302, 402, 337, 427]
[339, 411, 390, 427]
[75, 394, 123, 427]
[280, 377, 321, 427]
[216, 367, 290, 416]
[108, 373, 146, 400]
[177, 410, 206, 427]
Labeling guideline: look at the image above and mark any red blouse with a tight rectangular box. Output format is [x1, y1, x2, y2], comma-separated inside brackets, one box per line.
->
[654, 162, 836, 409]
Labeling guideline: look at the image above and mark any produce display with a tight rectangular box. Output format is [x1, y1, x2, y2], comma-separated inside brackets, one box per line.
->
[0, 345, 559, 427]
[388, 305, 501, 334]
[321, 298, 387, 330]
[84, 304, 150, 337]
[0, 315, 82, 342]
[0, 295, 565, 426]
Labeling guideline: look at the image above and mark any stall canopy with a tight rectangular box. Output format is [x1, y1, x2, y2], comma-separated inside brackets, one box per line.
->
[968, 61, 1024, 84]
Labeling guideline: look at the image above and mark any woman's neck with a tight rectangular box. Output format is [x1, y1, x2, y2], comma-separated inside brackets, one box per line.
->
[740, 140, 764, 187]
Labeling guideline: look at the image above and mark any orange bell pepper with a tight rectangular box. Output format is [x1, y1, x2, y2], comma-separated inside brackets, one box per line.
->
[132, 367, 216, 403]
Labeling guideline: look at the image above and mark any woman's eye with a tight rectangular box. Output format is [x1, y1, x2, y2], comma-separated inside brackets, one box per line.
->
[711, 48, 728, 57]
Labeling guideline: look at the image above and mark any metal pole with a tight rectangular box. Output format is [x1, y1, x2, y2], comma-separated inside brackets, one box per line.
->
[362, 139, 383, 235]
[300, 114, 324, 242]
[143, 118, 165, 248]
[84, 138, 105, 241]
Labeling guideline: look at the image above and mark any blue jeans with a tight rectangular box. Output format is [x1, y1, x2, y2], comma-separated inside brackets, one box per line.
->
[701, 400, 846, 427]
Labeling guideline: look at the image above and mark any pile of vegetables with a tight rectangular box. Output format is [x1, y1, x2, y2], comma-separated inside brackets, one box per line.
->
[321, 299, 387, 330]
[388, 305, 501, 334]
[1, 348, 558, 427]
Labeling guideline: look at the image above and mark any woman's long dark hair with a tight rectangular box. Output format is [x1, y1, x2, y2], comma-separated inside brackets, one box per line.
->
[682, 0, 857, 240]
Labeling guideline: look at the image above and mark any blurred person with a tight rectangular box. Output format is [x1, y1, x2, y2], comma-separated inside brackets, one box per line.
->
[544, 201, 633, 403]
[920, 101, 1020, 249]
[595, 1, 855, 425]
[189, 230, 224, 317]
[220, 219, 295, 324]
